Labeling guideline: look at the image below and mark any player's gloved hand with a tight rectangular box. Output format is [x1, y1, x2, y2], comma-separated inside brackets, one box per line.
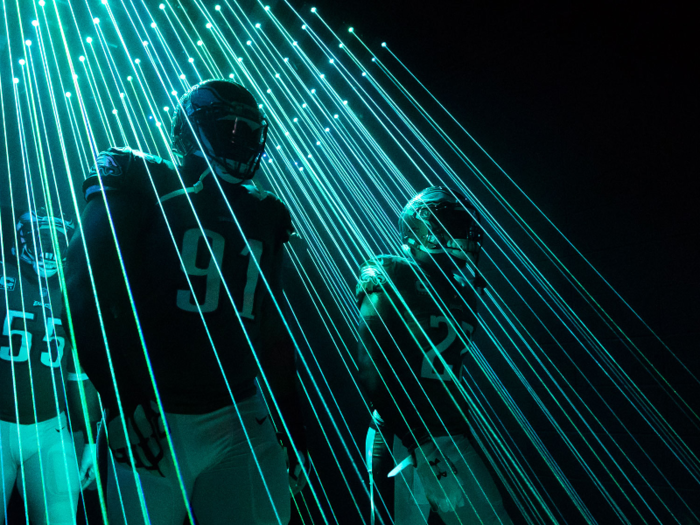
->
[415, 439, 465, 513]
[106, 400, 171, 478]
[288, 449, 309, 496]
[278, 432, 309, 496]
[79, 442, 97, 490]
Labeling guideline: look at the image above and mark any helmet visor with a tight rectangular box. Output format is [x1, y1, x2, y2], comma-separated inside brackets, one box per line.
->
[198, 112, 267, 165]
[419, 206, 483, 246]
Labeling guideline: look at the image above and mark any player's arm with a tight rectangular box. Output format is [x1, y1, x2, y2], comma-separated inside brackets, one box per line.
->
[65, 194, 171, 479]
[62, 188, 152, 411]
[357, 292, 390, 394]
[257, 243, 308, 493]
[356, 273, 408, 395]
[65, 369, 101, 438]
[65, 366, 102, 489]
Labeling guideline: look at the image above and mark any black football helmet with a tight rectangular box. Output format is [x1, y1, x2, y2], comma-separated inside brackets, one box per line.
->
[170, 79, 268, 181]
[13, 208, 74, 278]
[399, 186, 483, 270]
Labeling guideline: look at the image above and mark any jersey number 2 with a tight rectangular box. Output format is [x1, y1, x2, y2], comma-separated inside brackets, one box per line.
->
[420, 315, 473, 381]
[176, 228, 263, 318]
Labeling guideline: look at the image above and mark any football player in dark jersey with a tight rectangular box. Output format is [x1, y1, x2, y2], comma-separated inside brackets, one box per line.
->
[1, 208, 100, 525]
[356, 187, 513, 525]
[63, 80, 307, 525]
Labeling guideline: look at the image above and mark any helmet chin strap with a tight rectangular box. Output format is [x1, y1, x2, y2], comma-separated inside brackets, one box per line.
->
[193, 135, 247, 184]
[211, 160, 245, 184]
[404, 243, 474, 280]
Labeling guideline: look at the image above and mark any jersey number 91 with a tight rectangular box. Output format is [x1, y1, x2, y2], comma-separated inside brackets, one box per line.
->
[176, 228, 264, 318]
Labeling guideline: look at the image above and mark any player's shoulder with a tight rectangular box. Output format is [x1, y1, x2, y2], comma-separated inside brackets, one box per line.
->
[83, 147, 176, 202]
[356, 255, 417, 301]
[238, 182, 293, 242]
[240, 182, 286, 210]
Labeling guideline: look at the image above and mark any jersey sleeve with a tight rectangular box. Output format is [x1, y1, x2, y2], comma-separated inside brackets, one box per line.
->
[83, 147, 174, 203]
[83, 147, 136, 202]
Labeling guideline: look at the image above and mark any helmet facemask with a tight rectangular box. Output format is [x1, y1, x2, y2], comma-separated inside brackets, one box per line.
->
[13, 210, 73, 279]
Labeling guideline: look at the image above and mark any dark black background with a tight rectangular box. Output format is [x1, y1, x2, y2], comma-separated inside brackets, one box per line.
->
[286, 1, 699, 524]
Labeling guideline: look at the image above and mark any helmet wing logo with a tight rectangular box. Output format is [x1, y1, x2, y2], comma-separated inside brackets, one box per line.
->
[90, 153, 123, 178]
[0, 276, 16, 291]
[356, 261, 389, 297]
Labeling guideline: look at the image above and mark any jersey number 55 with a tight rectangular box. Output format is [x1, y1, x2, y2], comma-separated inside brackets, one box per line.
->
[1, 310, 65, 368]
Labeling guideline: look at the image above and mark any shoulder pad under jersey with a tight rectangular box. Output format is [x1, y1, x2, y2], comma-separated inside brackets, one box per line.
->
[83, 147, 176, 202]
[242, 183, 294, 243]
[355, 255, 416, 306]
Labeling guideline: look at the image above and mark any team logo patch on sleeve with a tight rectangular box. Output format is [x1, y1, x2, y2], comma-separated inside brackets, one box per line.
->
[0, 275, 16, 291]
[89, 152, 123, 179]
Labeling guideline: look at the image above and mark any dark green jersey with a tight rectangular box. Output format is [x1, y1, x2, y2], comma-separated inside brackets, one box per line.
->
[81, 147, 292, 413]
[356, 255, 478, 448]
[0, 263, 80, 423]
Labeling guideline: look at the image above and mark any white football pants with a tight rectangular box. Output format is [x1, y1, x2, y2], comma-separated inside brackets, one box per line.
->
[107, 391, 289, 525]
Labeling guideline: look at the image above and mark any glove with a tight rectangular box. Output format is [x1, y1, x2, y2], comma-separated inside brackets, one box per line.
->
[414, 439, 465, 513]
[79, 443, 97, 490]
[288, 449, 309, 496]
[278, 432, 309, 496]
[106, 400, 171, 478]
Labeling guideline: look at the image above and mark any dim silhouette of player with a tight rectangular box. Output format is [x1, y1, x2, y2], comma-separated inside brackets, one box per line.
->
[1, 208, 99, 525]
[356, 187, 513, 525]
[64, 80, 307, 525]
